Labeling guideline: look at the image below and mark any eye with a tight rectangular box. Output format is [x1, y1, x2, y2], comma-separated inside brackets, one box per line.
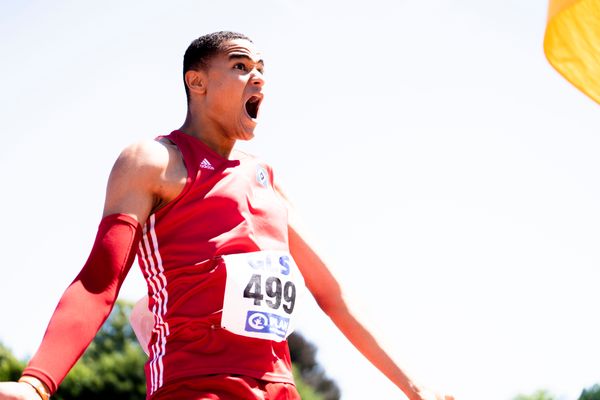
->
[233, 63, 248, 72]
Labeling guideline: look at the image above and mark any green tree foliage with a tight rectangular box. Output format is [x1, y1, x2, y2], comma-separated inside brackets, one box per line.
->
[292, 365, 325, 400]
[513, 385, 600, 400]
[0, 343, 25, 381]
[53, 300, 147, 400]
[580, 384, 600, 400]
[513, 389, 556, 400]
[288, 331, 341, 400]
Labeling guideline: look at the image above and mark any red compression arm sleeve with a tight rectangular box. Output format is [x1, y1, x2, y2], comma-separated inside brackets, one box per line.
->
[22, 214, 143, 394]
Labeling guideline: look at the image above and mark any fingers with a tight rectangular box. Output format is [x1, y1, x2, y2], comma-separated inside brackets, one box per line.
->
[415, 387, 455, 400]
[0, 381, 39, 400]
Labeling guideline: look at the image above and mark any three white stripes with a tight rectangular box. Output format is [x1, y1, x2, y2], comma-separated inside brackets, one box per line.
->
[139, 214, 169, 395]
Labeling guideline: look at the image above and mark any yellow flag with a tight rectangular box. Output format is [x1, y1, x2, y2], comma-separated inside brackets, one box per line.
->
[544, 0, 600, 104]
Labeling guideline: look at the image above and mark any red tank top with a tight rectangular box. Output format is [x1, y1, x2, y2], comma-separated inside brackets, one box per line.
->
[136, 130, 294, 397]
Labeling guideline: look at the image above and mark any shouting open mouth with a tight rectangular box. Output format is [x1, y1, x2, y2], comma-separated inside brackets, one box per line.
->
[245, 94, 263, 120]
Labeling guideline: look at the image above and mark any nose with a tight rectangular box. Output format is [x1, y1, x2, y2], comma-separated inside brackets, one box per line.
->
[251, 69, 265, 87]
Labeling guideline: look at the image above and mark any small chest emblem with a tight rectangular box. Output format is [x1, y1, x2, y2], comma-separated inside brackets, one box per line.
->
[256, 166, 268, 187]
[200, 158, 214, 170]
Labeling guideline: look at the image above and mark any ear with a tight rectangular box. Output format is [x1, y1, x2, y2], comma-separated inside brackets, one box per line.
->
[185, 70, 207, 95]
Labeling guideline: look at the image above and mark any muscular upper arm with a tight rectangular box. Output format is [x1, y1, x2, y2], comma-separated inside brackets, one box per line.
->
[102, 139, 171, 225]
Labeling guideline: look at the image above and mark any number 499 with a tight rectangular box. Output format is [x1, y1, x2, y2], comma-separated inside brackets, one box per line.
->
[243, 274, 296, 314]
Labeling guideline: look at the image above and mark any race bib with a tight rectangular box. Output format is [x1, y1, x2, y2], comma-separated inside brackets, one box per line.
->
[221, 251, 305, 342]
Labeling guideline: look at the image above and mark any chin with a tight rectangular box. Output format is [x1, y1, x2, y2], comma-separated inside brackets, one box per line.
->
[236, 131, 255, 141]
[236, 124, 256, 141]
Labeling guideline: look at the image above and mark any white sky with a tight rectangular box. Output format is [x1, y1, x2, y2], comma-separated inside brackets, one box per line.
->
[1, 1, 599, 399]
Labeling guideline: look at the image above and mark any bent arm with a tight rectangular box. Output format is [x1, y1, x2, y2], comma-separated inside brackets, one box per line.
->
[5, 141, 167, 398]
[22, 215, 142, 393]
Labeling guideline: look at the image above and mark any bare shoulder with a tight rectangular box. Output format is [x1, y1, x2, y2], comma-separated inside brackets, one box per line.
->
[112, 138, 187, 194]
[103, 138, 185, 220]
[115, 138, 172, 172]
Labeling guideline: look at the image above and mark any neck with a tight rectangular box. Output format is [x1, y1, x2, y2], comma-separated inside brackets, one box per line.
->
[179, 110, 236, 159]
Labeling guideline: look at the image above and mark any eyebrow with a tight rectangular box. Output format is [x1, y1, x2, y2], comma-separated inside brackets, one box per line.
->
[228, 54, 264, 68]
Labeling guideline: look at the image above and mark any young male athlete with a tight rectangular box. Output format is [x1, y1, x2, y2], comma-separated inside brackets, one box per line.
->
[0, 32, 454, 400]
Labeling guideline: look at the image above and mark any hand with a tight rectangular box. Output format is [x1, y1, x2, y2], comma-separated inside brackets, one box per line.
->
[0, 381, 40, 400]
[413, 387, 455, 400]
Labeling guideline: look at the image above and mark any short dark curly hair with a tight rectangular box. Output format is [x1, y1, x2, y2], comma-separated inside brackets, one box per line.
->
[183, 31, 253, 101]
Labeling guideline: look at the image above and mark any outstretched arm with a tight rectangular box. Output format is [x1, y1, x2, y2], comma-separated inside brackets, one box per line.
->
[279, 184, 453, 400]
[0, 140, 171, 400]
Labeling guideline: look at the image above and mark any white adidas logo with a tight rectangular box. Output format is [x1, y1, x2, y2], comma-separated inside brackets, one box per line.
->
[199, 158, 214, 170]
